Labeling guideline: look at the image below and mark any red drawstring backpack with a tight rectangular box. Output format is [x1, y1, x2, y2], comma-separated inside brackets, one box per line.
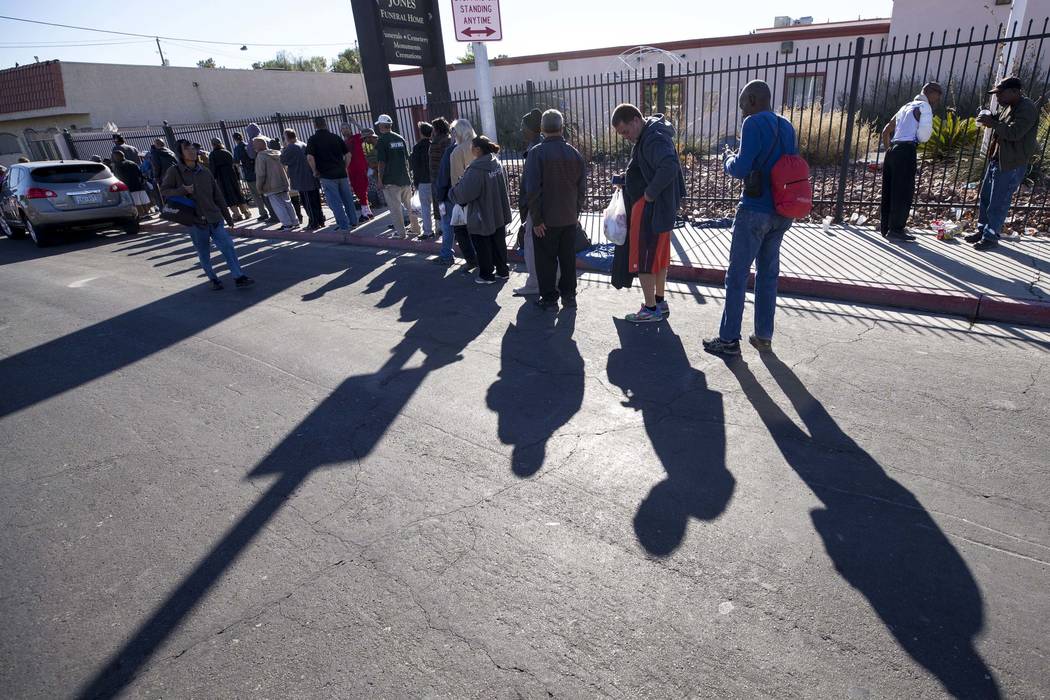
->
[760, 115, 813, 219]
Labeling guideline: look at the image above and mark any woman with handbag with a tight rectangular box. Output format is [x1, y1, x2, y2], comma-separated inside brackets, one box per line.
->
[449, 136, 512, 284]
[161, 140, 255, 291]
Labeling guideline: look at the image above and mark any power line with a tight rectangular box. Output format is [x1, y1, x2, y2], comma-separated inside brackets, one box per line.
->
[0, 14, 356, 48]
[0, 39, 151, 49]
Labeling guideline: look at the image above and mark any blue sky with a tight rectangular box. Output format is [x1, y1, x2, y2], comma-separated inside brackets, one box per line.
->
[0, 1, 894, 70]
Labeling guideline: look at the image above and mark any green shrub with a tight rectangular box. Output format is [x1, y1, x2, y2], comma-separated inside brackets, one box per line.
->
[920, 111, 979, 160]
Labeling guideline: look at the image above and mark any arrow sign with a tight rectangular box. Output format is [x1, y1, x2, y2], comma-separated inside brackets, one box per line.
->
[451, 0, 502, 42]
[461, 26, 496, 37]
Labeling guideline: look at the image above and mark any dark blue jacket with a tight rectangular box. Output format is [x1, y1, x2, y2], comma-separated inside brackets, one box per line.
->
[725, 110, 798, 214]
[625, 115, 685, 233]
[433, 143, 456, 203]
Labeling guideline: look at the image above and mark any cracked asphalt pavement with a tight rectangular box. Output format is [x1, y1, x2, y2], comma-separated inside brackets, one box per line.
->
[1, 231, 1048, 699]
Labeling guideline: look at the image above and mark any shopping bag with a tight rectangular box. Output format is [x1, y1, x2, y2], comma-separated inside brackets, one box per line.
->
[450, 203, 468, 226]
[603, 190, 627, 245]
[410, 192, 422, 215]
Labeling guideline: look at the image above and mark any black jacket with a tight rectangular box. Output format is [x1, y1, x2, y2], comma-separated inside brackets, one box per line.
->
[410, 138, 432, 185]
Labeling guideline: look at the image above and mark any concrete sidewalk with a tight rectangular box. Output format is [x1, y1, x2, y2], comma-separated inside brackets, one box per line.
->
[140, 206, 1050, 326]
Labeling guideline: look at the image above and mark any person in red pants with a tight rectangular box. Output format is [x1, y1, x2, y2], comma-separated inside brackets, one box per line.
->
[340, 123, 372, 220]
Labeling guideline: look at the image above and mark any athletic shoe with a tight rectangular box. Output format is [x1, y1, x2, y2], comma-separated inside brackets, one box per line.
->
[431, 256, 455, 266]
[748, 335, 773, 353]
[534, 298, 558, 311]
[475, 276, 496, 285]
[702, 337, 741, 355]
[513, 286, 539, 296]
[963, 231, 984, 244]
[235, 275, 255, 288]
[210, 278, 224, 291]
[626, 305, 664, 323]
[462, 261, 478, 274]
[886, 230, 916, 242]
[495, 271, 510, 280]
[562, 297, 578, 309]
[657, 299, 670, 317]
[974, 238, 998, 251]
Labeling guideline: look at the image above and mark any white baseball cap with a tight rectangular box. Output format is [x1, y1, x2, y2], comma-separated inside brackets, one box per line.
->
[375, 114, 393, 125]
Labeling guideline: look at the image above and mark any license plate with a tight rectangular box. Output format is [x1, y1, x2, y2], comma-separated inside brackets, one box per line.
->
[72, 192, 102, 206]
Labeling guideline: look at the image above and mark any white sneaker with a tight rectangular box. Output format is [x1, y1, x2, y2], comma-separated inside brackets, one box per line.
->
[513, 286, 539, 296]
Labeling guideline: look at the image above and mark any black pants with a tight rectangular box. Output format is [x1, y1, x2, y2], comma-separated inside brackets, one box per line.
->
[454, 224, 477, 263]
[470, 228, 509, 280]
[290, 193, 303, 223]
[534, 224, 578, 302]
[881, 142, 917, 234]
[301, 189, 324, 227]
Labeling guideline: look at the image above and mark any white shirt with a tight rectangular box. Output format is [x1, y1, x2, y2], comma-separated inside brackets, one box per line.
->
[891, 94, 934, 144]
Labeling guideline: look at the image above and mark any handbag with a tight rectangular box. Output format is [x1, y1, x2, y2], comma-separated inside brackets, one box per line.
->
[160, 168, 201, 227]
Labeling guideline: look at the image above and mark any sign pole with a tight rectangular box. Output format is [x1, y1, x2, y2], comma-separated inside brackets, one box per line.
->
[349, 0, 397, 130]
[473, 41, 497, 139]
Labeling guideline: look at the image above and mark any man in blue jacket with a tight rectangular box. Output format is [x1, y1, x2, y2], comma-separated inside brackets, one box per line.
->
[703, 80, 797, 356]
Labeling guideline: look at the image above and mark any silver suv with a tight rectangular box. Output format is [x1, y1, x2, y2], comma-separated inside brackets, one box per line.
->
[0, 160, 140, 247]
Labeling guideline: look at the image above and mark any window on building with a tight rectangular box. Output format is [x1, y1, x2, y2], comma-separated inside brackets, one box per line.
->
[0, 133, 21, 155]
[641, 78, 685, 130]
[784, 73, 826, 108]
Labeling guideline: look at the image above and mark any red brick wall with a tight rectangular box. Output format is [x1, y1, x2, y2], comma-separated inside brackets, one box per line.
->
[0, 61, 66, 115]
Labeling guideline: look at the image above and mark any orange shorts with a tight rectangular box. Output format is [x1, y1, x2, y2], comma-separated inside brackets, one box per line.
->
[628, 198, 671, 274]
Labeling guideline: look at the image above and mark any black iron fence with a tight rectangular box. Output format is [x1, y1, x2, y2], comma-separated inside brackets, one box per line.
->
[60, 19, 1050, 232]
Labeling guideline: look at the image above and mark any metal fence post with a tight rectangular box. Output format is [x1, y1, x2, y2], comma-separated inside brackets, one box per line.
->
[219, 119, 232, 149]
[526, 80, 535, 106]
[656, 63, 667, 115]
[339, 104, 350, 129]
[62, 129, 79, 160]
[275, 112, 285, 133]
[162, 121, 177, 150]
[834, 37, 865, 224]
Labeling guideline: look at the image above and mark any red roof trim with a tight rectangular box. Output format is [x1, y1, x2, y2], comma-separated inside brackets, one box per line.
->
[390, 19, 890, 77]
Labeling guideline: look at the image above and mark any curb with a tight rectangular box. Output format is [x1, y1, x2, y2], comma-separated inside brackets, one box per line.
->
[227, 226, 1050, 329]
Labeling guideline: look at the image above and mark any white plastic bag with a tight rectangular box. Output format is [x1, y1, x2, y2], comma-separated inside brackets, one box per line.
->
[450, 203, 468, 226]
[603, 190, 628, 245]
[410, 192, 422, 215]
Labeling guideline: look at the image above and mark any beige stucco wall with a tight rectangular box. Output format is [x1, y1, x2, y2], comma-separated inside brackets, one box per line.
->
[57, 62, 367, 128]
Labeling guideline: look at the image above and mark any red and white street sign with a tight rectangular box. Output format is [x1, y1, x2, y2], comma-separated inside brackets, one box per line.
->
[450, 0, 502, 42]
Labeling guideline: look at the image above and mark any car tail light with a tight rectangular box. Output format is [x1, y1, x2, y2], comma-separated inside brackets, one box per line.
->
[109, 181, 128, 192]
[27, 187, 58, 199]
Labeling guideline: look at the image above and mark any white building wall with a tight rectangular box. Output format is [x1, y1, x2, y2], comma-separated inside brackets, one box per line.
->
[58, 62, 368, 128]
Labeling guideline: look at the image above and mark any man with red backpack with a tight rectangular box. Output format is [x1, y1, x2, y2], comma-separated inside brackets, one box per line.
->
[704, 80, 807, 356]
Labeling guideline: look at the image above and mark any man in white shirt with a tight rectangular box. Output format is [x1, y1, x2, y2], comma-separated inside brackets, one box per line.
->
[879, 82, 943, 241]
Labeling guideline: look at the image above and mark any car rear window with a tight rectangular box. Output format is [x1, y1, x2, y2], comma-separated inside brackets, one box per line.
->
[31, 164, 108, 184]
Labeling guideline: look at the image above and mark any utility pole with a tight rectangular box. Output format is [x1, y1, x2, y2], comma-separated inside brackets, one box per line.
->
[155, 37, 167, 67]
[473, 42, 497, 139]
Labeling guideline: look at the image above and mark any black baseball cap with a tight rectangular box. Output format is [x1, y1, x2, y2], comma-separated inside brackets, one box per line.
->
[989, 76, 1023, 94]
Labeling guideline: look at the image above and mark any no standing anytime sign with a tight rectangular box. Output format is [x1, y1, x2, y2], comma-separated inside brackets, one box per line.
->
[451, 0, 502, 42]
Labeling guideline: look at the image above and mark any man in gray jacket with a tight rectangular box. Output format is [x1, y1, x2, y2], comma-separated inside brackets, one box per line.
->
[282, 129, 324, 230]
[523, 109, 587, 310]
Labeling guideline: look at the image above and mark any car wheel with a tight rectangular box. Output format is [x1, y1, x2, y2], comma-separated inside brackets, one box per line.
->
[24, 217, 50, 248]
[122, 219, 140, 235]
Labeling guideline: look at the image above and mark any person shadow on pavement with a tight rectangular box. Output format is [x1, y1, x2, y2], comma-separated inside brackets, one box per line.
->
[726, 353, 1000, 699]
[607, 319, 733, 557]
[487, 305, 585, 478]
[75, 256, 503, 700]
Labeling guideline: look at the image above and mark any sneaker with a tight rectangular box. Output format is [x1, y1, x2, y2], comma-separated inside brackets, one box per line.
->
[475, 276, 496, 285]
[495, 270, 510, 280]
[431, 256, 455, 267]
[266, 218, 280, 225]
[513, 286, 539, 296]
[462, 261, 478, 274]
[210, 278, 224, 291]
[256, 215, 268, 222]
[657, 299, 670, 317]
[748, 334, 773, 353]
[974, 238, 998, 251]
[963, 231, 984, 244]
[234, 275, 255, 288]
[534, 298, 558, 311]
[417, 233, 434, 240]
[626, 305, 664, 323]
[562, 297, 578, 309]
[702, 337, 741, 355]
[280, 225, 296, 231]
[886, 230, 916, 242]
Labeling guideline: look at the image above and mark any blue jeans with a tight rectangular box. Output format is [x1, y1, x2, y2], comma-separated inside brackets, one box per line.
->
[977, 159, 1026, 241]
[439, 200, 454, 260]
[189, 221, 242, 280]
[719, 207, 792, 342]
[320, 177, 359, 230]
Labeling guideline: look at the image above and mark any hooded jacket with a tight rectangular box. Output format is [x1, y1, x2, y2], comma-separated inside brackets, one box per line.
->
[449, 153, 513, 237]
[160, 161, 228, 225]
[150, 145, 178, 181]
[254, 148, 290, 196]
[624, 114, 685, 234]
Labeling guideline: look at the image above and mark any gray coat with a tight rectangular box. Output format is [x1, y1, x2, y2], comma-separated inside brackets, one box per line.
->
[449, 154, 512, 237]
[280, 141, 319, 192]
